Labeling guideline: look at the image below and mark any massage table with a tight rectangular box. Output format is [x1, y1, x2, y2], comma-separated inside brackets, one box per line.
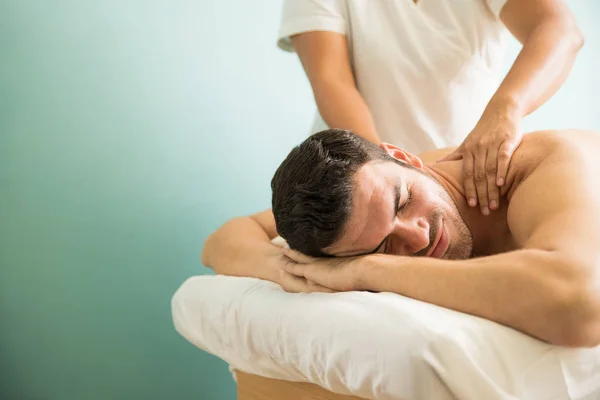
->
[237, 371, 365, 400]
[172, 273, 600, 400]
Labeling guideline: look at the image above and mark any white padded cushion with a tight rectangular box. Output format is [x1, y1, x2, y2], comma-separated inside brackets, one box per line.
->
[172, 274, 600, 400]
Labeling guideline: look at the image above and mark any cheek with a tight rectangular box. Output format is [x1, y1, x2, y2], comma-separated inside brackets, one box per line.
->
[422, 185, 453, 214]
[415, 185, 459, 234]
[411, 187, 438, 215]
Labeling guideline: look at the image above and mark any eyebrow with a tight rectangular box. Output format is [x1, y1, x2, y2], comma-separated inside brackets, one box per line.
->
[348, 181, 402, 257]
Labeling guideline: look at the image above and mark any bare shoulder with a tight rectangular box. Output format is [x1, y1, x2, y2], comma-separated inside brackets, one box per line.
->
[417, 146, 456, 163]
[506, 129, 600, 251]
[520, 129, 600, 153]
[503, 129, 600, 199]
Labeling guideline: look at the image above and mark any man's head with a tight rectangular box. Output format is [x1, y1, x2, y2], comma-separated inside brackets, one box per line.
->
[271, 129, 472, 259]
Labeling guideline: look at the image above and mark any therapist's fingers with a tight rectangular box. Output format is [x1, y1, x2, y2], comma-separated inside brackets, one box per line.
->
[473, 149, 490, 215]
[462, 152, 477, 208]
[485, 147, 500, 211]
[496, 140, 517, 187]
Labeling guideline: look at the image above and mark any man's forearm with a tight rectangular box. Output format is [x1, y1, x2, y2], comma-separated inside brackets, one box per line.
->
[202, 217, 281, 284]
[360, 249, 597, 346]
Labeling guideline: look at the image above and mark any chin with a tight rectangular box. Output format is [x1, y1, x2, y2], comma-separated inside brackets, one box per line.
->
[445, 217, 473, 260]
[445, 243, 473, 260]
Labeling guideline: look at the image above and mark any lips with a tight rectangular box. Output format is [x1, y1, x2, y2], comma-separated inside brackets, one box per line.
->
[427, 220, 448, 258]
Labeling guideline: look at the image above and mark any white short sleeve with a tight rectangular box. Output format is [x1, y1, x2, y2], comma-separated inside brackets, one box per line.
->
[484, 0, 511, 18]
[277, 0, 347, 52]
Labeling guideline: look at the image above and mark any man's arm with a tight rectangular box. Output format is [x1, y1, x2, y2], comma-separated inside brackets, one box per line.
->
[360, 141, 600, 347]
[202, 146, 457, 285]
[361, 249, 598, 347]
[201, 209, 284, 284]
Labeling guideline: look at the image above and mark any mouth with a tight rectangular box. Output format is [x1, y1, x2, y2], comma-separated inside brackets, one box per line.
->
[426, 220, 448, 258]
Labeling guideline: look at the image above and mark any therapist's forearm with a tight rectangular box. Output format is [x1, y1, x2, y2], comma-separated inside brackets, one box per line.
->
[359, 249, 595, 346]
[313, 79, 381, 144]
[487, 21, 583, 119]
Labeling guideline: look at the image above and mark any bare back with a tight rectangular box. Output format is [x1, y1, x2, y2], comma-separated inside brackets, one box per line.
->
[505, 130, 600, 267]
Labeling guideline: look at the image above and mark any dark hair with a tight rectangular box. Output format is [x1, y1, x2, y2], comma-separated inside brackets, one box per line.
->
[271, 129, 396, 257]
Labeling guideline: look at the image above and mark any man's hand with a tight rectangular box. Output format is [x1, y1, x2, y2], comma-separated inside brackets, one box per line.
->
[438, 105, 523, 215]
[278, 269, 336, 293]
[281, 248, 363, 292]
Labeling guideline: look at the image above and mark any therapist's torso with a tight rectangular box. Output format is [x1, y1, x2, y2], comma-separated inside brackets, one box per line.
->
[279, 0, 510, 153]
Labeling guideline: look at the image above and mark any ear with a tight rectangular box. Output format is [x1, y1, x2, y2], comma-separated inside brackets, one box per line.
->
[379, 142, 424, 169]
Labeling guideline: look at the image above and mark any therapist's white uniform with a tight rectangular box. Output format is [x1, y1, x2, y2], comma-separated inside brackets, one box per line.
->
[278, 0, 511, 154]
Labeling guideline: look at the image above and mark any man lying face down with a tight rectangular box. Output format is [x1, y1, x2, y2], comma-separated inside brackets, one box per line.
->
[272, 129, 475, 260]
[202, 128, 600, 347]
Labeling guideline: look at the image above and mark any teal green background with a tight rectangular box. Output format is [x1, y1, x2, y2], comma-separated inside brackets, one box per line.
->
[0, 1, 312, 399]
[0, 2, 598, 400]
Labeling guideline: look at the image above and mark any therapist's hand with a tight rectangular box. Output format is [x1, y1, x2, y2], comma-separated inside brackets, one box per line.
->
[280, 248, 363, 293]
[438, 106, 523, 215]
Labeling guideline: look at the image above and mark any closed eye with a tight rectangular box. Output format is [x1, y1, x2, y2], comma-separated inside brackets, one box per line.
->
[372, 186, 412, 256]
[399, 189, 412, 212]
[383, 189, 412, 254]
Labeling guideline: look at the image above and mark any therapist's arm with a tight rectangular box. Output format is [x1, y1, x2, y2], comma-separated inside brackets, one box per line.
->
[493, 0, 583, 117]
[291, 31, 381, 144]
[441, 0, 583, 216]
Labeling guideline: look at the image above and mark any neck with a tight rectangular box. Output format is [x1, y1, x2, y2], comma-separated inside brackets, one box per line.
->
[423, 161, 511, 256]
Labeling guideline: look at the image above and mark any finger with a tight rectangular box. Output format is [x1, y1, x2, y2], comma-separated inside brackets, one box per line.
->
[278, 270, 334, 293]
[437, 149, 463, 163]
[283, 247, 317, 264]
[462, 151, 477, 208]
[485, 146, 500, 211]
[473, 147, 489, 215]
[278, 269, 309, 293]
[496, 140, 518, 187]
[306, 279, 336, 293]
[283, 262, 307, 278]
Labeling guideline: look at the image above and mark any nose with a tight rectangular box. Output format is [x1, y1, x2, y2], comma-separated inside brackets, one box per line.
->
[391, 217, 430, 255]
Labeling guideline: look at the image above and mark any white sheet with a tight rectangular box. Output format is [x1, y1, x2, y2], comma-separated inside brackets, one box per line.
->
[171, 275, 600, 400]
